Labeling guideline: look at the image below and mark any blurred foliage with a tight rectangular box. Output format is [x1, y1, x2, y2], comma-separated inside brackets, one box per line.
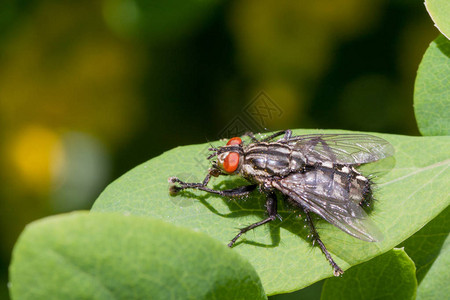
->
[0, 0, 438, 298]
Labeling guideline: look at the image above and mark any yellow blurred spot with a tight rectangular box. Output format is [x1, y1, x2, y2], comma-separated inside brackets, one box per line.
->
[9, 126, 64, 193]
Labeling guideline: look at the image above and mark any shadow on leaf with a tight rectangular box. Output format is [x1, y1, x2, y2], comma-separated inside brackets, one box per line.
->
[170, 176, 313, 249]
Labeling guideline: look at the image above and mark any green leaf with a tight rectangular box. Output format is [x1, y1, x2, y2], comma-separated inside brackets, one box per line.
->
[414, 35, 450, 136]
[321, 248, 417, 300]
[9, 212, 266, 300]
[425, 0, 450, 38]
[416, 231, 450, 300]
[92, 130, 450, 295]
[399, 206, 450, 283]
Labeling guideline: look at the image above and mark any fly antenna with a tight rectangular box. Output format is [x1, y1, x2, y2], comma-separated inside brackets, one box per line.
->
[207, 152, 218, 160]
[207, 142, 218, 159]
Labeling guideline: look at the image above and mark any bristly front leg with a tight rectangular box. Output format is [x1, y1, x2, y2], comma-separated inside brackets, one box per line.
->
[169, 173, 257, 197]
[228, 191, 278, 247]
[303, 209, 344, 276]
[169, 172, 213, 194]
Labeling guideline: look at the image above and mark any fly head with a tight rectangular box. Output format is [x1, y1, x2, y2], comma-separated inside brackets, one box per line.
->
[209, 137, 245, 175]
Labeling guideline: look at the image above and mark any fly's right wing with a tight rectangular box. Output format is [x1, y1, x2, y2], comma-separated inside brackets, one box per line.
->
[273, 172, 383, 242]
[287, 134, 394, 165]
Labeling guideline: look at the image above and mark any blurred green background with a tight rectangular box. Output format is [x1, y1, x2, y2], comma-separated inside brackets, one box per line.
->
[0, 0, 437, 298]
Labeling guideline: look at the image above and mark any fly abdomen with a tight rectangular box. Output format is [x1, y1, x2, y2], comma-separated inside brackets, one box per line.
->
[279, 165, 371, 206]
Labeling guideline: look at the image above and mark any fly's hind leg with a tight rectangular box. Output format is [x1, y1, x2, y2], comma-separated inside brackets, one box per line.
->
[304, 209, 344, 276]
[228, 191, 278, 247]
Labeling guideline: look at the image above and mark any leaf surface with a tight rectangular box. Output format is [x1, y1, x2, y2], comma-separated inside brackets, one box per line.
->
[321, 248, 417, 300]
[425, 0, 450, 38]
[399, 206, 449, 283]
[416, 230, 450, 300]
[414, 35, 450, 136]
[9, 212, 266, 300]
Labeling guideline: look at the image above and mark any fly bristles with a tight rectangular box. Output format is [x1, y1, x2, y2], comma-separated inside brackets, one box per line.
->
[207, 145, 219, 159]
[207, 152, 218, 159]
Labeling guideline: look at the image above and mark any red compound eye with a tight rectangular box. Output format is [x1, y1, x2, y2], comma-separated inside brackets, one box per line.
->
[226, 137, 242, 146]
[223, 152, 240, 173]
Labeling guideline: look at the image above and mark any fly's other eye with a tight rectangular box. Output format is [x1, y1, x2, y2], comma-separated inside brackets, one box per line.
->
[223, 152, 240, 173]
[227, 137, 242, 146]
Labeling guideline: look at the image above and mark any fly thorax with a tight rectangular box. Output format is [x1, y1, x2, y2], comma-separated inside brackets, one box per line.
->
[242, 143, 292, 178]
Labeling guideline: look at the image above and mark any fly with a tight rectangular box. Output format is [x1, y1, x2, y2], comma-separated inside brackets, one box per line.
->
[169, 130, 394, 276]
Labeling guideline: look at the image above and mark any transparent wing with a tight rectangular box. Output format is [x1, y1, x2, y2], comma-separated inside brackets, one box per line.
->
[286, 134, 394, 165]
[274, 172, 383, 242]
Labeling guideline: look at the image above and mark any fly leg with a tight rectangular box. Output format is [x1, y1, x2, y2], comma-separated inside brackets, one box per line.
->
[228, 191, 278, 247]
[304, 209, 344, 276]
[169, 173, 257, 197]
[261, 130, 292, 142]
[242, 132, 259, 142]
[243, 130, 292, 142]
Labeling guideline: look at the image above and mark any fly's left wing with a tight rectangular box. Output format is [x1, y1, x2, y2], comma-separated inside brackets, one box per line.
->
[273, 171, 383, 242]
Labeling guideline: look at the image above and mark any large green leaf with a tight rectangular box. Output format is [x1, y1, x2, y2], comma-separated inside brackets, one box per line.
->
[414, 35, 450, 136]
[321, 248, 417, 300]
[92, 130, 450, 295]
[416, 230, 450, 300]
[9, 212, 266, 300]
[425, 0, 450, 38]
